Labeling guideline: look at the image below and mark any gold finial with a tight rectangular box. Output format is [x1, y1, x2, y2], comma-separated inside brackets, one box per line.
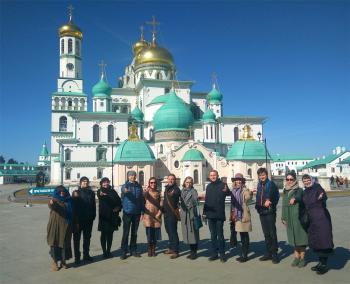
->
[146, 16, 160, 47]
[98, 60, 107, 80]
[241, 125, 254, 140]
[68, 4, 74, 22]
[128, 122, 139, 141]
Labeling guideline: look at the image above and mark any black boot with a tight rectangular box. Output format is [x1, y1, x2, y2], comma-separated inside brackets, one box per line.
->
[230, 222, 238, 248]
[316, 257, 329, 275]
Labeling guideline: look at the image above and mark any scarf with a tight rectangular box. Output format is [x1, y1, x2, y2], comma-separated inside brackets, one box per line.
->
[231, 186, 244, 220]
[52, 187, 73, 224]
[181, 187, 195, 209]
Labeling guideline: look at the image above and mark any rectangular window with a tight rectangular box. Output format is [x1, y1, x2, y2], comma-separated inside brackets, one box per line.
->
[77, 173, 80, 179]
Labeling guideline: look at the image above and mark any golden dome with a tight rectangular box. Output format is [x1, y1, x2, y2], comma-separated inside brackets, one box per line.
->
[59, 22, 83, 39]
[133, 39, 149, 55]
[135, 45, 174, 67]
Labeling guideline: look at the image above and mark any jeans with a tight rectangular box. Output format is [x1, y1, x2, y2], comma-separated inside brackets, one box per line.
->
[259, 213, 278, 255]
[121, 213, 140, 253]
[73, 221, 93, 258]
[164, 215, 179, 252]
[208, 218, 225, 255]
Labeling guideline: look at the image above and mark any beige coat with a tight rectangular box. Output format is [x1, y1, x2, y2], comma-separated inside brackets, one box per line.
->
[232, 187, 253, 232]
[143, 189, 162, 228]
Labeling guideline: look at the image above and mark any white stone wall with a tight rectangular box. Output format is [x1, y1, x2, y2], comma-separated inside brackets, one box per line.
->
[192, 97, 206, 113]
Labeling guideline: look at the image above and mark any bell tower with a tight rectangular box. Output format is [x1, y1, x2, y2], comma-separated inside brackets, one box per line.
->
[57, 5, 83, 93]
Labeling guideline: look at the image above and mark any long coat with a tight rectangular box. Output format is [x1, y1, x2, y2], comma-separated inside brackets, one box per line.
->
[231, 187, 253, 232]
[97, 187, 122, 232]
[302, 183, 334, 250]
[47, 200, 72, 259]
[281, 187, 308, 247]
[180, 187, 200, 244]
[143, 189, 162, 228]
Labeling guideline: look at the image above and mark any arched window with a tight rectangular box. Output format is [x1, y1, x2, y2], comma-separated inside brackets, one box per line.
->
[156, 72, 162, 80]
[139, 171, 144, 186]
[65, 149, 71, 161]
[61, 39, 64, 54]
[174, 161, 179, 168]
[248, 169, 252, 178]
[159, 144, 163, 154]
[108, 125, 114, 142]
[68, 39, 73, 54]
[65, 170, 71, 180]
[75, 40, 80, 56]
[206, 126, 209, 139]
[97, 169, 103, 179]
[93, 124, 100, 142]
[194, 169, 199, 184]
[149, 128, 154, 140]
[68, 100, 72, 107]
[59, 116, 67, 132]
[210, 126, 213, 139]
[234, 127, 239, 142]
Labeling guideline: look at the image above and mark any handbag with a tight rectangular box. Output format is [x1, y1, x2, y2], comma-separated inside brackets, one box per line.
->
[193, 200, 203, 230]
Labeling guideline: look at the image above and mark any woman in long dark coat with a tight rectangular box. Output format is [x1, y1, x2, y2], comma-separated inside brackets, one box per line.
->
[281, 172, 308, 268]
[97, 177, 122, 258]
[180, 176, 200, 260]
[47, 186, 73, 271]
[302, 174, 334, 275]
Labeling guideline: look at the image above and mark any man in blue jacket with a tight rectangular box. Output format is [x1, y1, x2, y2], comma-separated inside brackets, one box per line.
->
[203, 170, 230, 262]
[255, 167, 280, 264]
[120, 171, 144, 259]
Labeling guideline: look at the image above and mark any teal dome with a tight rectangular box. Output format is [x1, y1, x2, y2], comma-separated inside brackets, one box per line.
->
[92, 75, 112, 98]
[114, 140, 155, 162]
[182, 149, 205, 161]
[131, 106, 144, 121]
[202, 108, 216, 122]
[40, 143, 49, 156]
[153, 91, 194, 131]
[226, 140, 271, 161]
[207, 85, 223, 104]
[148, 93, 170, 105]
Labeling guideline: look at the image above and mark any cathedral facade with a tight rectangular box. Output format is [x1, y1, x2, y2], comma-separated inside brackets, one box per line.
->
[50, 11, 270, 192]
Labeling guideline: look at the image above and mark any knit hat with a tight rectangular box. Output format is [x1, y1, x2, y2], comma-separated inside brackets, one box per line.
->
[286, 171, 297, 180]
[231, 173, 246, 183]
[127, 170, 137, 177]
[100, 177, 110, 186]
[80, 176, 89, 183]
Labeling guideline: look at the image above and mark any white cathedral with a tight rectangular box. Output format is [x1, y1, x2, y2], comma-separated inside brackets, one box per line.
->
[49, 10, 271, 192]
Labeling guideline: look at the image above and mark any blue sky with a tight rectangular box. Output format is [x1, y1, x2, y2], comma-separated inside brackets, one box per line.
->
[0, 0, 349, 163]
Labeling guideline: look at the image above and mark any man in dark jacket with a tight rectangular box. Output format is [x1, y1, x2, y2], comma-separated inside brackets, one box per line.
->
[255, 167, 280, 264]
[120, 171, 144, 259]
[203, 170, 230, 262]
[163, 173, 181, 259]
[72, 176, 96, 264]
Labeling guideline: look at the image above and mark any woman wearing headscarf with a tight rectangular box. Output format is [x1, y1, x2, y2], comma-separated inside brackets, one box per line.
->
[143, 177, 162, 257]
[47, 185, 73, 271]
[302, 174, 334, 275]
[180, 176, 200, 260]
[230, 173, 253, 263]
[97, 177, 122, 258]
[281, 171, 308, 268]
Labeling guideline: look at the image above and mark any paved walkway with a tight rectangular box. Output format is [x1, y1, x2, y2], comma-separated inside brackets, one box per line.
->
[0, 184, 349, 284]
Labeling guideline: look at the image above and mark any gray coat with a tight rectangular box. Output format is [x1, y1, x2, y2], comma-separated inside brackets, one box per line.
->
[180, 187, 199, 244]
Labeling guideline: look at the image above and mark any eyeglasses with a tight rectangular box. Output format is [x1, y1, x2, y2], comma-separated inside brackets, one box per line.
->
[286, 178, 294, 181]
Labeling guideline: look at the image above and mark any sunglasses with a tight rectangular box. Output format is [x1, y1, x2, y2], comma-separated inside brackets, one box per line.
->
[149, 182, 156, 184]
[286, 178, 295, 181]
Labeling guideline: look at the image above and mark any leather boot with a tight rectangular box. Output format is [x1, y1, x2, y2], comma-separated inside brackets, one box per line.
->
[148, 244, 152, 257]
[51, 260, 59, 271]
[152, 244, 156, 257]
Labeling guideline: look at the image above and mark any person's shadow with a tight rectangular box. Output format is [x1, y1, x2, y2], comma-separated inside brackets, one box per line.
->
[305, 246, 350, 270]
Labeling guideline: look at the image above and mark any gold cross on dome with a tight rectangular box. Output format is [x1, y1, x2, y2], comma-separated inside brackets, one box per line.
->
[146, 16, 160, 45]
[68, 5, 74, 21]
[98, 60, 107, 78]
[140, 25, 144, 40]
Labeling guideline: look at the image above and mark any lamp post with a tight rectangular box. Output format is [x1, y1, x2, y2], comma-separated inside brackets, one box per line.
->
[257, 131, 268, 171]
[111, 137, 120, 189]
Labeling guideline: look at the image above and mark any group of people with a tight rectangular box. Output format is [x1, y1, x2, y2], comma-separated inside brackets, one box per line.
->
[330, 175, 349, 188]
[47, 168, 334, 275]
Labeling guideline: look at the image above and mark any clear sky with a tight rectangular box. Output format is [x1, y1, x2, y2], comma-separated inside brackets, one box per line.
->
[0, 0, 349, 163]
